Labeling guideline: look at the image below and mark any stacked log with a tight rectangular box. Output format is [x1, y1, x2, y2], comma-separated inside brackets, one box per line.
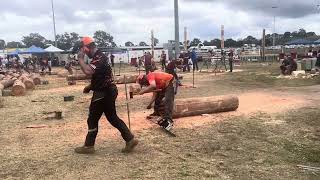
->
[0, 79, 14, 89]
[19, 75, 35, 90]
[11, 80, 26, 96]
[30, 74, 41, 85]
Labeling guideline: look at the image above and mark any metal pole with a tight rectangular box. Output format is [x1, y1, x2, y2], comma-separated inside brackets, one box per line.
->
[184, 27, 188, 51]
[51, 0, 57, 47]
[262, 29, 266, 61]
[151, 30, 155, 58]
[174, 0, 180, 59]
[273, 16, 276, 46]
[124, 75, 131, 130]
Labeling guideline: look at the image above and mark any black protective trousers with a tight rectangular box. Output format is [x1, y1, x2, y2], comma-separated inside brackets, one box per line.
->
[85, 85, 134, 147]
[154, 81, 175, 121]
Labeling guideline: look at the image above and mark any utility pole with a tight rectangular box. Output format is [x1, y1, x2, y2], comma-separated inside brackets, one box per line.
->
[184, 27, 188, 51]
[151, 30, 155, 57]
[51, 0, 57, 47]
[262, 29, 266, 61]
[174, 0, 180, 59]
[221, 25, 225, 49]
[272, 6, 278, 47]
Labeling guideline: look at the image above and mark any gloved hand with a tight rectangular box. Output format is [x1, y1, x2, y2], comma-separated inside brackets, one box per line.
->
[83, 85, 91, 94]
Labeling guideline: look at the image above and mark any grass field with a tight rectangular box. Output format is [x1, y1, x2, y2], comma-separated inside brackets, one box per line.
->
[1, 62, 320, 179]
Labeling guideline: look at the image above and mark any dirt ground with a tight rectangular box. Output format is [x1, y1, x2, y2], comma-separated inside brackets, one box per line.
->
[1, 63, 320, 179]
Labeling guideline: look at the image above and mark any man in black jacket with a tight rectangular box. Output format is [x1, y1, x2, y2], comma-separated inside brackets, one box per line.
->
[75, 37, 138, 154]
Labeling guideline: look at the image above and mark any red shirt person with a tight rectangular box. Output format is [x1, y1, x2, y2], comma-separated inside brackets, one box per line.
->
[137, 72, 175, 131]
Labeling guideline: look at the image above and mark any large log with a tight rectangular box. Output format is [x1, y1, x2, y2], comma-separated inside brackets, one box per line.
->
[11, 80, 26, 96]
[172, 96, 239, 118]
[0, 74, 5, 80]
[0, 79, 15, 88]
[114, 75, 139, 84]
[66, 74, 90, 81]
[30, 74, 41, 85]
[19, 75, 35, 90]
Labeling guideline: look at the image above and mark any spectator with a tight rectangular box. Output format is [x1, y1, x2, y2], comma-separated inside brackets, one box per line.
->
[160, 50, 167, 70]
[191, 48, 198, 71]
[144, 52, 153, 74]
[280, 56, 297, 75]
[110, 54, 115, 67]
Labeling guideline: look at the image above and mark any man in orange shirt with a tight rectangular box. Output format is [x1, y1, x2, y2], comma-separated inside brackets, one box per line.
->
[137, 72, 175, 131]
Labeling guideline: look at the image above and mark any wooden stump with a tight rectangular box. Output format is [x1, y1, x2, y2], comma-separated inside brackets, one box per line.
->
[12, 80, 26, 96]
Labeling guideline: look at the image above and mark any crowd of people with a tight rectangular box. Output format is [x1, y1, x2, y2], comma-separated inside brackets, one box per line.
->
[0, 55, 60, 74]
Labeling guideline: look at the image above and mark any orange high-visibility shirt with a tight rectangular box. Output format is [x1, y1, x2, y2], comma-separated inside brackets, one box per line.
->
[146, 72, 173, 90]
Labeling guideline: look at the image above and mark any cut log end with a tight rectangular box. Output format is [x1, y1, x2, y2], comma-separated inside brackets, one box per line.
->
[12, 80, 26, 96]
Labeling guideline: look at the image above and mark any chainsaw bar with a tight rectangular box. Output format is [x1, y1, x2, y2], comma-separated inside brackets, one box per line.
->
[147, 117, 177, 137]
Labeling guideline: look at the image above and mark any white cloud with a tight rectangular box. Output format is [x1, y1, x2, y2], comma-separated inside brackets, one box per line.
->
[0, 0, 319, 46]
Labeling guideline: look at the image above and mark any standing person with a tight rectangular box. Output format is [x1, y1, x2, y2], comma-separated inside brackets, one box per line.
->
[110, 54, 115, 67]
[228, 50, 234, 72]
[160, 50, 167, 71]
[144, 52, 153, 74]
[191, 48, 198, 71]
[75, 37, 138, 154]
[137, 72, 175, 131]
[48, 57, 52, 73]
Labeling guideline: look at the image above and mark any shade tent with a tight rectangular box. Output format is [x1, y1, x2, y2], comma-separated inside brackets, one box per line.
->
[21, 45, 47, 54]
[8, 49, 22, 55]
[313, 39, 320, 44]
[45, 45, 64, 53]
[285, 39, 313, 45]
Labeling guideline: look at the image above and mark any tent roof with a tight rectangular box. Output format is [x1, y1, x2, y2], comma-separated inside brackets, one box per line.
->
[21, 45, 47, 54]
[45, 45, 64, 53]
[8, 49, 22, 55]
[285, 39, 313, 45]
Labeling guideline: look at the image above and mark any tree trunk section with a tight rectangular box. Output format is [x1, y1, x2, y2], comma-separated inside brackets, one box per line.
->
[12, 80, 26, 96]
[30, 74, 41, 85]
[0, 79, 15, 88]
[172, 95, 239, 118]
[114, 75, 138, 84]
[66, 74, 90, 81]
[20, 75, 35, 90]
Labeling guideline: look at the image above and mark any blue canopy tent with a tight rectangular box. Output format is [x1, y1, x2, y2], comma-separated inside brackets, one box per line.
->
[313, 39, 320, 44]
[285, 39, 313, 45]
[8, 49, 22, 55]
[21, 45, 47, 54]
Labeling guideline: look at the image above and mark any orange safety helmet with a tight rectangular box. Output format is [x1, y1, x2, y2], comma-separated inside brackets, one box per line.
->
[81, 36, 95, 46]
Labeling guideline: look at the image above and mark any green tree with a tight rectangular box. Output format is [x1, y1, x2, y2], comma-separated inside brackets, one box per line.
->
[56, 32, 80, 50]
[7, 41, 24, 48]
[0, 39, 5, 49]
[225, 39, 237, 47]
[190, 38, 202, 47]
[139, 42, 148, 46]
[125, 41, 134, 47]
[93, 30, 117, 47]
[22, 33, 47, 48]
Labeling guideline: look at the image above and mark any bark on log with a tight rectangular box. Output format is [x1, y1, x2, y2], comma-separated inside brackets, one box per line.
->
[172, 95, 239, 118]
[66, 74, 90, 81]
[0, 79, 15, 88]
[30, 74, 41, 85]
[0, 97, 3, 108]
[0, 74, 5, 80]
[12, 80, 26, 96]
[114, 75, 138, 84]
[20, 75, 35, 90]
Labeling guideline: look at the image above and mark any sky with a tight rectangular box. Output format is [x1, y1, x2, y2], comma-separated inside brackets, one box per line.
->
[0, 0, 320, 46]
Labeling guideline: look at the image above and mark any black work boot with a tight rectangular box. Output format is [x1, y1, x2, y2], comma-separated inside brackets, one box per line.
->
[121, 138, 139, 153]
[74, 146, 95, 154]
